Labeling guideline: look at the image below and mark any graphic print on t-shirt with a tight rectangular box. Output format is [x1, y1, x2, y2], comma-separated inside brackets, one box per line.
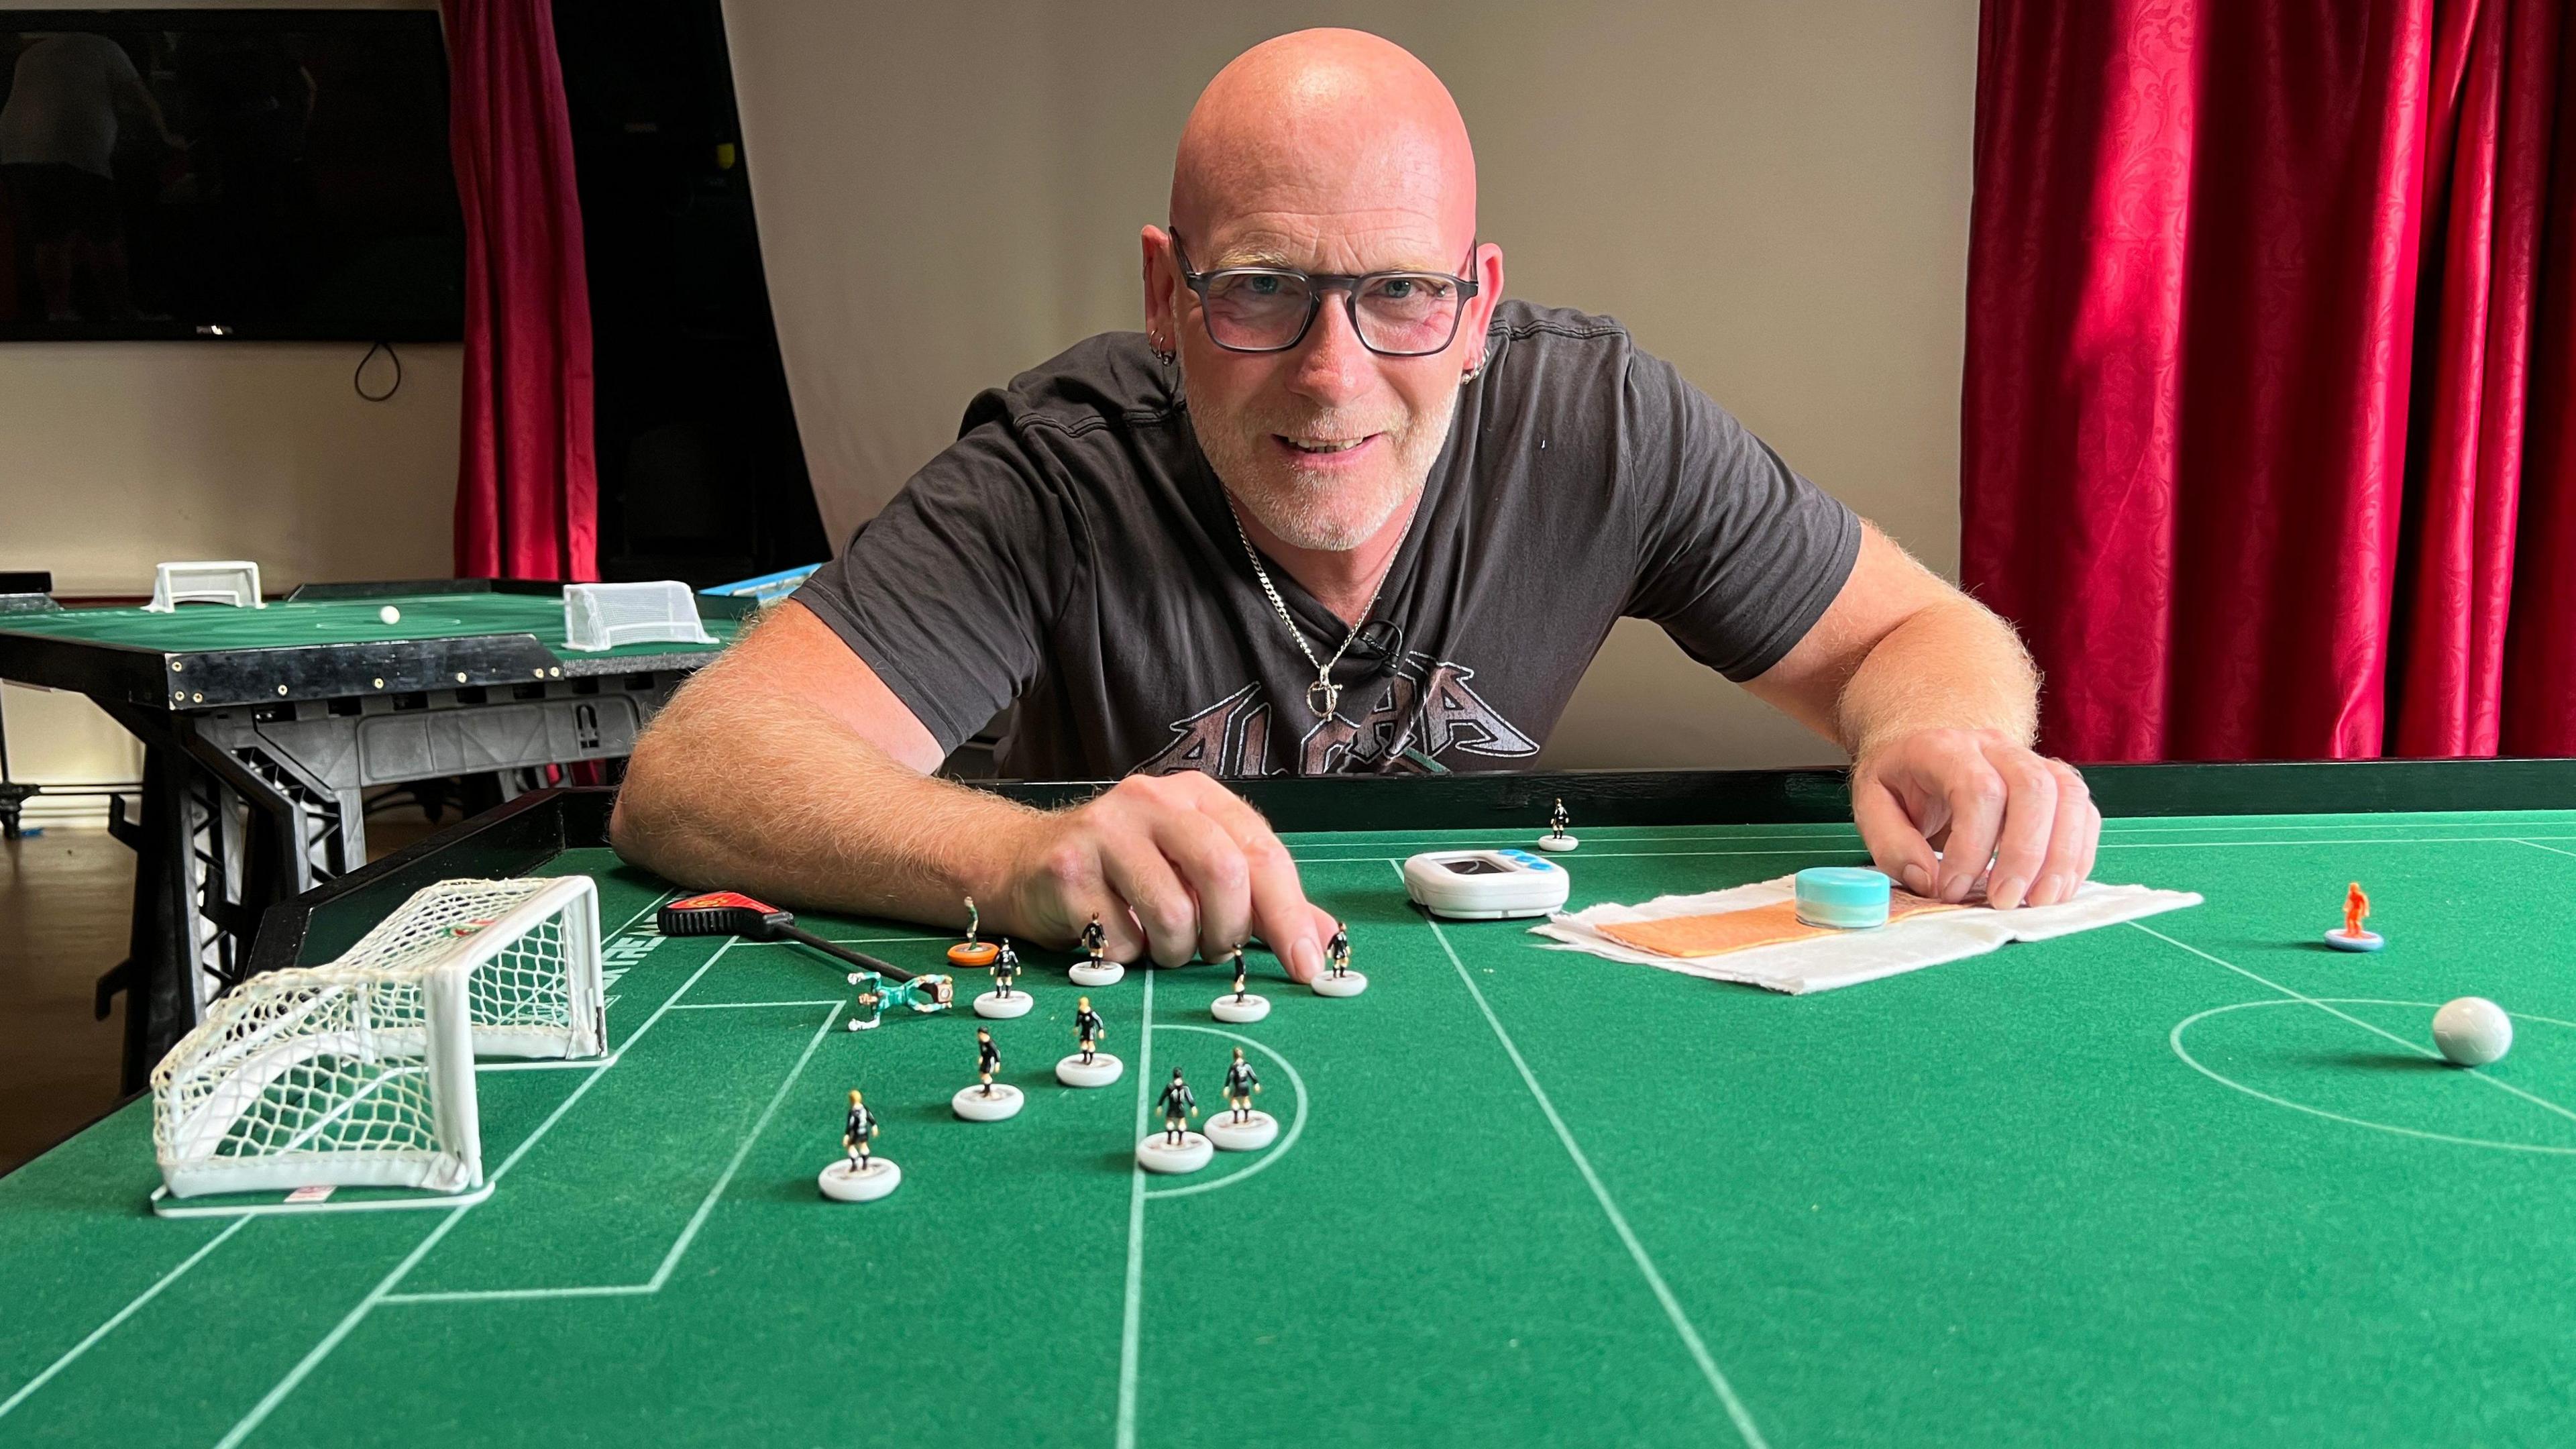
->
[1137, 652, 1540, 778]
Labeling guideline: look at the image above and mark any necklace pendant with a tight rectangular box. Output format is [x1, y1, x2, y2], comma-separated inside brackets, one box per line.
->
[1305, 677, 1340, 718]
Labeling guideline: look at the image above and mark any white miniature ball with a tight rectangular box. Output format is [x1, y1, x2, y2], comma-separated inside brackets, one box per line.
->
[2432, 997, 2512, 1067]
[378, 605, 402, 625]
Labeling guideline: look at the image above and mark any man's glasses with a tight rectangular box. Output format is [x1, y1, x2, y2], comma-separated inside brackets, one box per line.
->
[1172, 232, 1479, 357]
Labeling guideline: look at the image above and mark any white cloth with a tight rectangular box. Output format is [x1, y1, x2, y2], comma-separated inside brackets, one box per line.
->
[1532, 875, 2203, 995]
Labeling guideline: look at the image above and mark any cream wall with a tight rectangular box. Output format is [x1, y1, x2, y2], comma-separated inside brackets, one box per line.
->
[723, 0, 1978, 770]
[0, 344, 464, 822]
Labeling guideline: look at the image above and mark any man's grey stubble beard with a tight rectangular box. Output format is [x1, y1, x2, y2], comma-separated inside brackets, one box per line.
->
[1191, 384, 1460, 553]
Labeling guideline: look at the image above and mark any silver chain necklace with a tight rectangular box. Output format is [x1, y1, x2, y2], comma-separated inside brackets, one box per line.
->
[1223, 496, 1389, 718]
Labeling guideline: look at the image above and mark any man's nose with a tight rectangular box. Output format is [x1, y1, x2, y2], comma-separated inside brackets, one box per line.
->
[1287, 294, 1375, 407]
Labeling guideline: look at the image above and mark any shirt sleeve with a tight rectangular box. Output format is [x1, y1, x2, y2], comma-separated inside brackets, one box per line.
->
[792, 417, 1078, 753]
[1619, 352, 1863, 682]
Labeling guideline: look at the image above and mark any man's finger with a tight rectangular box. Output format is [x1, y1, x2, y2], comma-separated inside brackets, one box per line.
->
[1852, 773, 1939, 898]
[1100, 835, 1199, 967]
[1933, 756, 2008, 903]
[1146, 806, 1253, 961]
[1981, 747, 2058, 910]
[2027, 761, 2095, 906]
[1191, 790, 1322, 980]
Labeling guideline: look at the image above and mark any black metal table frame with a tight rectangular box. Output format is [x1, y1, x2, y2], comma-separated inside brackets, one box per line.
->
[0, 580, 750, 1088]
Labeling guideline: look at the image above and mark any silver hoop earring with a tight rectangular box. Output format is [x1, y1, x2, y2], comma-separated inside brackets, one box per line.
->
[1149, 336, 1175, 366]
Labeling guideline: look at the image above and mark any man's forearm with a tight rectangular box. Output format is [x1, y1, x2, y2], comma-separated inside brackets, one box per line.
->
[1833, 596, 2038, 761]
[610, 680, 1032, 935]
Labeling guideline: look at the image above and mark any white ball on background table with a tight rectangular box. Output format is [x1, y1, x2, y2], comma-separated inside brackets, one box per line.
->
[2432, 997, 2512, 1067]
[378, 605, 401, 625]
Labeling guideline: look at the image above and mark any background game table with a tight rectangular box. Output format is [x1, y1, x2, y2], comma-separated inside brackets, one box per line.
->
[9, 761, 2576, 1447]
[0, 580, 748, 1088]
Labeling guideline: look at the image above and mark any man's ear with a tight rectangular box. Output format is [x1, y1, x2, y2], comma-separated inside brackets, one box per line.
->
[1140, 225, 1180, 346]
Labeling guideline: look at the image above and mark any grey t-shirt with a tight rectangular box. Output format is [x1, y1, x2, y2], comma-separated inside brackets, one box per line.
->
[796, 300, 1861, 780]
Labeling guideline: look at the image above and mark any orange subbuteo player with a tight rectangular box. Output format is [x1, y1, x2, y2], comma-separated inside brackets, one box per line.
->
[2325, 881, 2384, 951]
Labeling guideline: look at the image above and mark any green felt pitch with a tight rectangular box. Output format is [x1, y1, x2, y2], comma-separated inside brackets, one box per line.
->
[7, 812, 2576, 1446]
[0, 592, 740, 660]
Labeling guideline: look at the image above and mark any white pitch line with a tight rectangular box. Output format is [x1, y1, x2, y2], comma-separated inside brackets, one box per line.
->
[1407, 866, 1768, 1449]
[213, 940, 738, 1447]
[0, 1217, 250, 1421]
[2514, 839, 2576, 861]
[1114, 969, 1157, 1449]
[2129, 923, 2576, 1128]
[668, 1000, 845, 1010]
[608, 888, 678, 939]
[1143, 1025, 1307, 1203]
[2169, 999, 2576, 1155]
[387, 1002, 841, 1305]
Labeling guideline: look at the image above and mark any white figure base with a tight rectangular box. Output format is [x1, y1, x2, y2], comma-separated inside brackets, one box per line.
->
[1068, 960, 1125, 987]
[1211, 993, 1271, 1023]
[1056, 1052, 1124, 1087]
[1136, 1132, 1214, 1174]
[974, 989, 1034, 1019]
[2323, 929, 2386, 953]
[1310, 971, 1368, 998]
[951, 1083, 1024, 1121]
[1205, 1110, 1278, 1151]
[1536, 833, 1578, 853]
[818, 1157, 901, 1201]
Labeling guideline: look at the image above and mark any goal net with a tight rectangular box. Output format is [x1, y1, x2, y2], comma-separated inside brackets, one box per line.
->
[329, 877, 606, 1059]
[150, 875, 606, 1200]
[151, 955, 483, 1196]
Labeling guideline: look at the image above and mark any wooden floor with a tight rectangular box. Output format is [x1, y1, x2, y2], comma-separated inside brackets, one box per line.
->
[0, 814, 443, 1175]
[0, 828, 131, 1173]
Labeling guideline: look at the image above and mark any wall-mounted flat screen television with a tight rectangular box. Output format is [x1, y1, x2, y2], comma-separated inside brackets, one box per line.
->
[0, 9, 460, 341]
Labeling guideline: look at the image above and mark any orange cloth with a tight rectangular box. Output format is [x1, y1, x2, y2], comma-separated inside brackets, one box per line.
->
[1595, 889, 1970, 960]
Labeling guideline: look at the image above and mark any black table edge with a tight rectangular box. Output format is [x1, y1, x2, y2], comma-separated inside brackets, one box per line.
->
[244, 757, 2576, 977]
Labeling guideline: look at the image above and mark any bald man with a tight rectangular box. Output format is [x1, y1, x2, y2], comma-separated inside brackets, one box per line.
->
[612, 30, 2100, 981]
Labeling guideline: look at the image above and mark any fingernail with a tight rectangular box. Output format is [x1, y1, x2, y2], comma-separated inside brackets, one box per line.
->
[1990, 875, 2027, 910]
[1901, 865, 1932, 896]
[2031, 873, 2063, 906]
[1289, 936, 1322, 981]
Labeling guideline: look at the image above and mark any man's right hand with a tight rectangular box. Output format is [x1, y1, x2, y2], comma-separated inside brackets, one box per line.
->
[988, 771, 1333, 980]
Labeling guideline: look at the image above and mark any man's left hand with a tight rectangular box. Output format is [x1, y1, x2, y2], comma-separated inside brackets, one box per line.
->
[1849, 727, 2099, 910]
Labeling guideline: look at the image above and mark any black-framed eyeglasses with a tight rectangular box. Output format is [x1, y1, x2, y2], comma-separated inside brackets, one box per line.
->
[1172, 231, 1479, 357]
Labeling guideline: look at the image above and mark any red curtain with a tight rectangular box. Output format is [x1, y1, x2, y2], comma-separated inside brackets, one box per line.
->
[446, 0, 598, 582]
[1963, 0, 2576, 760]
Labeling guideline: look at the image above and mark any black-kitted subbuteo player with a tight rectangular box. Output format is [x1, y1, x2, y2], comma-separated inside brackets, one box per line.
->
[975, 1026, 1002, 1095]
[1326, 923, 1350, 978]
[843, 1089, 879, 1169]
[1073, 997, 1106, 1064]
[991, 938, 1021, 997]
[1548, 798, 1571, 841]
[1081, 914, 1108, 963]
[1222, 1047, 1261, 1122]
[1157, 1067, 1197, 1144]
[1227, 948, 1250, 1000]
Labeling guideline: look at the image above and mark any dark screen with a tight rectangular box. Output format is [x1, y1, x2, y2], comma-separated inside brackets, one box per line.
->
[1443, 857, 1511, 875]
[0, 11, 461, 339]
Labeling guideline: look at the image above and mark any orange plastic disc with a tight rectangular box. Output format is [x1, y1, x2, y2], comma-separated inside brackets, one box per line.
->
[947, 941, 1000, 968]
